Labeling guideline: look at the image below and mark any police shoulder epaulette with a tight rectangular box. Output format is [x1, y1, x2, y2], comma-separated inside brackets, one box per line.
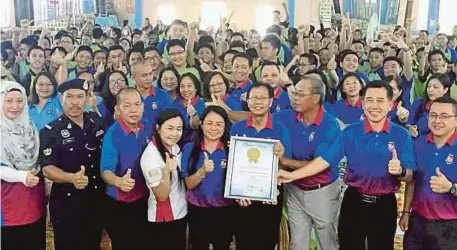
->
[45, 124, 53, 130]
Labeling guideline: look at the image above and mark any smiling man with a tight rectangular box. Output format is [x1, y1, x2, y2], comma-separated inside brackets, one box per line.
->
[278, 81, 417, 250]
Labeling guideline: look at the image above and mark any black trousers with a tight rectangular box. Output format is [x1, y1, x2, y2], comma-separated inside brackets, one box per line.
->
[234, 201, 282, 250]
[147, 217, 187, 250]
[338, 187, 397, 250]
[1, 216, 46, 250]
[403, 212, 457, 250]
[52, 192, 105, 250]
[105, 196, 149, 250]
[188, 204, 235, 250]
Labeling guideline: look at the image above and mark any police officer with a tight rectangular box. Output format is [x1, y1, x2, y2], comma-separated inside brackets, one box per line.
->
[278, 81, 417, 250]
[39, 78, 106, 250]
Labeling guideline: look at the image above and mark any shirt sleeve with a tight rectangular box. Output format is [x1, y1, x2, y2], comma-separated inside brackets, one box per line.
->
[279, 124, 292, 158]
[39, 126, 60, 168]
[180, 143, 193, 178]
[399, 132, 417, 171]
[321, 131, 345, 167]
[0, 164, 27, 184]
[140, 143, 165, 188]
[100, 129, 119, 174]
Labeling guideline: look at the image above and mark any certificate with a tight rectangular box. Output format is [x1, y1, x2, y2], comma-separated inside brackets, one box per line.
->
[224, 136, 279, 203]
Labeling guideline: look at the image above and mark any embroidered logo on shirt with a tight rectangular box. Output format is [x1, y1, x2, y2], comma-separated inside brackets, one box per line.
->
[61, 129, 70, 138]
[67, 123, 72, 129]
[152, 102, 158, 110]
[446, 154, 454, 165]
[276, 105, 281, 112]
[360, 114, 365, 121]
[388, 142, 395, 152]
[309, 131, 315, 142]
[95, 130, 104, 137]
[43, 148, 52, 156]
[220, 159, 227, 168]
[240, 93, 247, 102]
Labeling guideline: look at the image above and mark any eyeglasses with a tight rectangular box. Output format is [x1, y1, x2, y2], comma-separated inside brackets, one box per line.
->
[110, 79, 127, 86]
[169, 51, 184, 57]
[146, 56, 161, 62]
[429, 113, 457, 121]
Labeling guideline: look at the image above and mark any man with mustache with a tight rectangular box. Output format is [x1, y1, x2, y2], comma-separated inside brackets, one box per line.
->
[39, 78, 106, 250]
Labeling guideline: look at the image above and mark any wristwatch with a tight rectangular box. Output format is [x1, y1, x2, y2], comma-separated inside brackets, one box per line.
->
[449, 183, 456, 195]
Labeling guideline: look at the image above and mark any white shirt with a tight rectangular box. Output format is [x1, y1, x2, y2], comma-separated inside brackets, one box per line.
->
[140, 142, 187, 222]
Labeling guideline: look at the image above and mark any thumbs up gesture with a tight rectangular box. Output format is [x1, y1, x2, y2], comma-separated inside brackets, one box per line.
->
[199, 59, 212, 73]
[327, 55, 337, 71]
[165, 152, 178, 172]
[51, 49, 66, 66]
[186, 99, 197, 117]
[396, 101, 409, 123]
[408, 125, 419, 138]
[388, 149, 403, 176]
[72, 166, 89, 189]
[202, 152, 215, 173]
[24, 170, 40, 187]
[430, 168, 453, 193]
[116, 169, 136, 192]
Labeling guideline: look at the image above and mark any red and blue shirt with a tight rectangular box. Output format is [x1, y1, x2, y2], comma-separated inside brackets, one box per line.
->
[100, 119, 152, 203]
[327, 98, 364, 125]
[229, 79, 252, 103]
[270, 87, 292, 114]
[221, 94, 243, 111]
[180, 141, 233, 207]
[412, 131, 457, 220]
[322, 118, 417, 195]
[143, 86, 174, 128]
[230, 113, 291, 159]
[274, 107, 341, 186]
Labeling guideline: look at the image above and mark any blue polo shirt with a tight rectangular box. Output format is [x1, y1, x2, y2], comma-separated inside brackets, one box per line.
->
[388, 101, 411, 126]
[327, 98, 364, 125]
[173, 96, 205, 141]
[407, 98, 430, 137]
[142, 86, 173, 128]
[221, 94, 242, 111]
[181, 141, 233, 207]
[29, 94, 63, 131]
[67, 67, 96, 80]
[274, 107, 341, 186]
[230, 113, 291, 159]
[412, 132, 457, 220]
[229, 79, 252, 103]
[270, 87, 292, 114]
[85, 96, 114, 128]
[322, 118, 417, 195]
[100, 119, 152, 203]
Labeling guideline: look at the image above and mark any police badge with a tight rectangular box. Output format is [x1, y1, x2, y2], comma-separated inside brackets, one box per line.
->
[43, 148, 52, 156]
[61, 129, 70, 138]
[82, 81, 89, 90]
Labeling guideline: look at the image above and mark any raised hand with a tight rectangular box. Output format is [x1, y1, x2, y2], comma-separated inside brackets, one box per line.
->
[24, 171, 39, 187]
[165, 152, 178, 172]
[186, 99, 197, 117]
[117, 168, 136, 192]
[388, 149, 402, 176]
[72, 166, 88, 189]
[430, 168, 452, 193]
[202, 152, 214, 173]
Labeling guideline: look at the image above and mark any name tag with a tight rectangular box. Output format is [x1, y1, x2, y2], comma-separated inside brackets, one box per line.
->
[62, 137, 75, 145]
[95, 130, 104, 137]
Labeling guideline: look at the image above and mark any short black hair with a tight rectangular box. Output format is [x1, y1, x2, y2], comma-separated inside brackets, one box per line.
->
[431, 96, 457, 115]
[300, 53, 318, 66]
[231, 32, 244, 40]
[383, 56, 403, 68]
[131, 30, 142, 40]
[27, 46, 45, 57]
[262, 35, 281, 50]
[420, 30, 429, 35]
[246, 82, 274, 99]
[340, 49, 359, 62]
[166, 39, 186, 53]
[92, 28, 104, 39]
[197, 44, 215, 55]
[369, 47, 384, 55]
[260, 61, 280, 74]
[143, 46, 160, 57]
[60, 33, 75, 44]
[50, 46, 68, 56]
[229, 40, 245, 50]
[428, 49, 447, 63]
[20, 36, 37, 48]
[232, 53, 253, 67]
[198, 35, 215, 46]
[352, 40, 366, 47]
[108, 45, 125, 56]
[361, 80, 394, 101]
[75, 45, 93, 57]
[246, 48, 259, 59]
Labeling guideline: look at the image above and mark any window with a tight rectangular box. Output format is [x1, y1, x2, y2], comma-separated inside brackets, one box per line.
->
[438, 0, 457, 34]
[157, 4, 176, 25]
[416, 0, 430, 31]
[200, 2, 227, 31]
[0, 0, 12, 27]
[255, 4, 274, 37]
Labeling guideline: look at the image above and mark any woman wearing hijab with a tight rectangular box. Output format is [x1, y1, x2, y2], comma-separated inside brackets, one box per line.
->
[0, 81, 46, 250]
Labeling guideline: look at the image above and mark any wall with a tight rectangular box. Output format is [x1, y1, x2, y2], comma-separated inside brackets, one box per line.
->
[142, 0, 320, 30]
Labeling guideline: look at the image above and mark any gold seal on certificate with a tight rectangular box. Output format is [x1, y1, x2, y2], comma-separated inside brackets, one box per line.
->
[224, 136, 279, 203]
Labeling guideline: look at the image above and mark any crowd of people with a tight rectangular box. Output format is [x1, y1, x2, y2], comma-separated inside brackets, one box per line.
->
[1, 3, 457, 250]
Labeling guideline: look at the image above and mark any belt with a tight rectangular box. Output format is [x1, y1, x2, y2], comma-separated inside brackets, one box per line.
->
[296, 180, 334, 191]
[348, 187, 393, 204]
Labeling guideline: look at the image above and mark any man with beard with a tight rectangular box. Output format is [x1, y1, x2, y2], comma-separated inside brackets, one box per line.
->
[39, 78, 106, 250]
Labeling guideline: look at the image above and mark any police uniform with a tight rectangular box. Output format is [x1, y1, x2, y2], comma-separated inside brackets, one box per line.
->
[39, 79, 106, 250]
